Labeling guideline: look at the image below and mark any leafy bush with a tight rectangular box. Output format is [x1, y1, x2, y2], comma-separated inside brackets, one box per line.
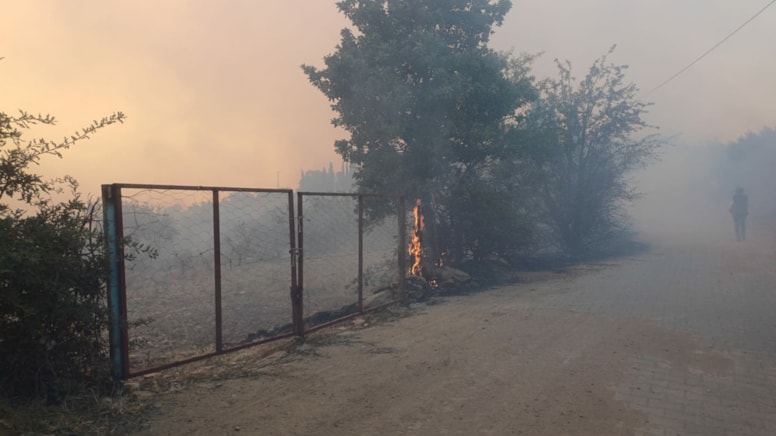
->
[0, 109, 125, 401]
[0, 191, 110, 400]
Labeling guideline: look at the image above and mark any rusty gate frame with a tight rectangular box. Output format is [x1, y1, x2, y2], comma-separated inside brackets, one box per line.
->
[295, 192, 407, 335]
[103, 183, 405, 380]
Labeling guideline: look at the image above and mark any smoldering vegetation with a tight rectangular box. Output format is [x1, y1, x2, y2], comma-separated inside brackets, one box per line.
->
[629, 127, 776, 245]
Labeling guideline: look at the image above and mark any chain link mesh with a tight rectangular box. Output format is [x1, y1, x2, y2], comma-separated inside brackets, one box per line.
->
[300, 194, 401, 329]
[120, 188, 292, 372]
[109, 185, 402, 375]
[218, 192, 292, 346]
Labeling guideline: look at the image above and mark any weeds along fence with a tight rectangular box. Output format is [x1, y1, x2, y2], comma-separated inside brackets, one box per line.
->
[102, 184, 405, 380]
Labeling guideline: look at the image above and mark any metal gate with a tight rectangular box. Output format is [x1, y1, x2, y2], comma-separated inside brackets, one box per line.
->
[103, 184, 405, 380]
[295, 192, 406, 333]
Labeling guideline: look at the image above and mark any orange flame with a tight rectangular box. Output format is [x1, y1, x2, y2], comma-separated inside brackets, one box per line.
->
[408, 198, 424, 276]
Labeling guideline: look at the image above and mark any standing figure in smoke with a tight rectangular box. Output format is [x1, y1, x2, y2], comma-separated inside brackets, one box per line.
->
[729, 187, 748, 241]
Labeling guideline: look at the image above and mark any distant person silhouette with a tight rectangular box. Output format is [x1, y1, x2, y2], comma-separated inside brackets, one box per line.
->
[729, 187, 748, 241]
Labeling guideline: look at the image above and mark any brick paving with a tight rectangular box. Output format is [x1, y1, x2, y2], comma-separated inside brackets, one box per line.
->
[534, 231, 776, 435]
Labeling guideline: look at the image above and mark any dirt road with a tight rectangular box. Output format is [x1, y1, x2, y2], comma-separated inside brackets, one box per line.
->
[132, 222, 776, 435]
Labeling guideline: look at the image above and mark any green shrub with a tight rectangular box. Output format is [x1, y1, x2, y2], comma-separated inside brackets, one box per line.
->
[1, 108, 125, 401]
[0, 192, 111, 401]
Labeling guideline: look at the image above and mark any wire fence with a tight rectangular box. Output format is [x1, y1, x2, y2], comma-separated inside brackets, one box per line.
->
[298, 193, 405, 331]
[102, 184, 404, 379]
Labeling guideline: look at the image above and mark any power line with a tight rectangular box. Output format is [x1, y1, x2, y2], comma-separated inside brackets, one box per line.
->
[646, 0, 776, 95]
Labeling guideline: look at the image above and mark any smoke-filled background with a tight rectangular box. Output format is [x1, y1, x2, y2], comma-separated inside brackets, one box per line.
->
[630, 128, 776, 245]
[2, 0, 775, 224]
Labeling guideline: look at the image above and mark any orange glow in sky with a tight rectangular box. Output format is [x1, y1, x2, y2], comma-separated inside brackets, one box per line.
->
[2, 1, 774, 196]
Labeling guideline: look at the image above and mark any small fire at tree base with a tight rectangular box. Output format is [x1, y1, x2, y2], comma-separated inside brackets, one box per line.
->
[406, 198, 471, 296]
[408, 198, 425, 277]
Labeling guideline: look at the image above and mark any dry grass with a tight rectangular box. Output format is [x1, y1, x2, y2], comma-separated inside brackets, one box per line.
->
[0, 308, 413, 435]
[124, 246, 398, 373]
[0, 337, 300, 435]
[0, 389, 153, 435]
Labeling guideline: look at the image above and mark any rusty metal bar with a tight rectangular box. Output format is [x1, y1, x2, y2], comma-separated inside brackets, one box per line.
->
[102, 184, 130, 380]
[212, 190, 223, 353]
[129, 352, 218, 378]
[358, 195, 364, 313]
[109, 183, 292, 194]
[289, 191, 302, 338]
[220, 332, 296, 354]
[293, 192, 305, 337]
[128, 331, 298, 378]
[302, 301, 395, 336]
[114, 185, 130, 379]
[297, 191, 403, 200]
[398, 196, 407, 304]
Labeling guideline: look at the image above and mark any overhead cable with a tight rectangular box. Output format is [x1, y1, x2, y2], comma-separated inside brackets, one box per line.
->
[646, 0, 776, 95]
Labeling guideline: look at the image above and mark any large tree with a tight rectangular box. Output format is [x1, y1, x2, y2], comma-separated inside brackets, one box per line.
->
[303, 0, 534, 263]
[519, 47, 661, 257]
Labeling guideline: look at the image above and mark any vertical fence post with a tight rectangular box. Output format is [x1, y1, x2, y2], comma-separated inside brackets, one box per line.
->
[397, 196, 407, 304]
[212, 190, 223, 353]
[292, 193, 305, 337]
[102, 184, 129, 381]
[358, 195, 364, 313]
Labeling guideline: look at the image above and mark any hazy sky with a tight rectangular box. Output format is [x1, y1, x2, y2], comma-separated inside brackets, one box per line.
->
[2, 1, 774, 196]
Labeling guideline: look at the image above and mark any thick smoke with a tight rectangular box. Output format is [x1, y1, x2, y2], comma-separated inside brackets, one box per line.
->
[629, 128, 776, 246]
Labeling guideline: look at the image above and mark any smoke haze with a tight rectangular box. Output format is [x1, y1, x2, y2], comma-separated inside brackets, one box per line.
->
[630, 129, 776, 247]
[2, 1, 774, 203]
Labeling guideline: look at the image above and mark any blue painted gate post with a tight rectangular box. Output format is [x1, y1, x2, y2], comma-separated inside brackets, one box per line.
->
[101, 184, 129, 381]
